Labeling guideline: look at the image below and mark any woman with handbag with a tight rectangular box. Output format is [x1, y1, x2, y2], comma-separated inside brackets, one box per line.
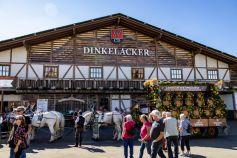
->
[8, 115, 27, 158]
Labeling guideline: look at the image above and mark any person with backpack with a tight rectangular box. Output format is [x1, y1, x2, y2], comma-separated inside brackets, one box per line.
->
[122, 114, 135, 158]
[150, 110, 166, 158]
[74, 111, 85, 147]
[179, 114, 191, 156]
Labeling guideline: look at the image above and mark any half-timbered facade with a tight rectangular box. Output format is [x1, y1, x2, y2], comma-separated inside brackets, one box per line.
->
[0, 14, 236, 118]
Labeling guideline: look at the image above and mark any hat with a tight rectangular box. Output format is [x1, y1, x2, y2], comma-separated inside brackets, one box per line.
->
[150, 110, 161, 118]
[16, 106, 25, 112]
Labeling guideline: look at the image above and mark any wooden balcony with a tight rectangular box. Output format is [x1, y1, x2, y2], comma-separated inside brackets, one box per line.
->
[16, 78, 145, 93]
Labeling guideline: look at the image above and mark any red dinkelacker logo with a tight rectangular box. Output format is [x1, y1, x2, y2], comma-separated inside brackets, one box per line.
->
[111, 29, 123, 44]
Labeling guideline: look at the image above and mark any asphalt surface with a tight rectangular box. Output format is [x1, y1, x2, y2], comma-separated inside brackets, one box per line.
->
[0, 121, 237, 158]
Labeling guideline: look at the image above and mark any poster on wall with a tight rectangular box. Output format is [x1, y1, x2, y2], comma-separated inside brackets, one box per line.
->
[37, 99, 48, 112]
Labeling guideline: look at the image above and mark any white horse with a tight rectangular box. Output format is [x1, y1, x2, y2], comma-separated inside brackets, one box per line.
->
[30, 111, 65, 142]
[83, 111, 123, 140]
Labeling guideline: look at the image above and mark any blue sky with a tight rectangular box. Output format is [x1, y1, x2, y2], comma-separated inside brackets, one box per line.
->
[0, 0, 237, 56]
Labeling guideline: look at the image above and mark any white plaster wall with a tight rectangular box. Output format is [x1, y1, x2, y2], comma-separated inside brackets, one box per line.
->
[224, 70, 230, 81]
[218, 61, 228, 68]
[78, 66, 89, 78]
[28, 66, 37, 79]
[17, 65, 26, 78]
[183, 68, 194, 80]
[160, 67, 170, 80]
[64, 66, 73, 78]
[75, 67, 84, 79]
[31, 64, 43, 79]
[220, 94, 234, 110]
[59, 65, 71, 78]
[10, 64, 24, 77]
[119, 67, 131, 80]
[207, 57, 217, 68]
[196, 68, 207, 79]
[195, 54, 206, 67]
[12, 47, 27, 63]
[103, 66, 116, 80]
[145, 67, 156, 79]
[0, 50, 10, 62]
[158, 68, 166, 80]
[219, 69, 230, 81]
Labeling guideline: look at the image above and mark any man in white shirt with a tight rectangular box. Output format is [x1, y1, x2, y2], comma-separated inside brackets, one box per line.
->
[164, 112, 179, 158]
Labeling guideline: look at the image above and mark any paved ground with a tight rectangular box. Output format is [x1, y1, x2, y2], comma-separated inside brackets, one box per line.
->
[1, 121, 237, 158]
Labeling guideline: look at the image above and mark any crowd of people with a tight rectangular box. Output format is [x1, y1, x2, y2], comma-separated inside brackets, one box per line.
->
[122, 110, 191, 158]
[1, 106, 191, 158]
[0, 106, 32, 158]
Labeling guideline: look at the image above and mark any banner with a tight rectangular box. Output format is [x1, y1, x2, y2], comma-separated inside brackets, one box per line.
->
[37, 99, 48, 112]
[161, 86, 207, 92]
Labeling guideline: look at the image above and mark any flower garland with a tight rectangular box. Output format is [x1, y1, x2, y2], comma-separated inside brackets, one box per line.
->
[144, 79, 226, 119]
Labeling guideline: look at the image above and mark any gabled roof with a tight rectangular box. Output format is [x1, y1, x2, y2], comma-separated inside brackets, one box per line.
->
[0, 13, 236, 63]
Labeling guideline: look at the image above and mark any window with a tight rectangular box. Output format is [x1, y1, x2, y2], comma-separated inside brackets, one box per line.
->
[44, 66, 58, 78]
[208, 70, 218, 80]
[132, 68, 144, 79]
[0, 65, 10, 76]
[171, 69, 182, 80]
[90, 67, 102, 78]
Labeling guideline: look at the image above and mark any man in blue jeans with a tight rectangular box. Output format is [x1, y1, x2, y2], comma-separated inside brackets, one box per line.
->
[122, 114, 135, 158]
[150, 110, 166, 158]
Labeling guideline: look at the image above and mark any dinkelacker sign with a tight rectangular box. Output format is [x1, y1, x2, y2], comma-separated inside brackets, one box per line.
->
[83, 47, 151, 56]
[83, 28, 151, 56]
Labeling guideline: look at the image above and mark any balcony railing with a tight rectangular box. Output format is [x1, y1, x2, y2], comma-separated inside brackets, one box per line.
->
[16, 78, 145, 91]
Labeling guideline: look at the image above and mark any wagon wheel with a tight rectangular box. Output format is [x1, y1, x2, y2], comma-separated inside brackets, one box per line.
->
[208, 127, 218, 137]
[192, 127, 201, 136]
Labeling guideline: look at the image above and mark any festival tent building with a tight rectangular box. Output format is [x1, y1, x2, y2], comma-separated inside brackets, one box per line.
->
[0, 13, 236, 119]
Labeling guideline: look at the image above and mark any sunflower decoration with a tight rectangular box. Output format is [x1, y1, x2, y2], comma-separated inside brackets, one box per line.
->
[171, 109, 178, 118]
[196, 92, 205, 107]
[214, 107, 227, 118]
[182, 108, 189, 117]
[185, 92, 194, 107]
[144, 79, 161, 107]
[162, 92, 173, 110]
[207, 97, 215, 109]
[174, 92, 183, 110]
[193, 108, 200, 118]
[204, 109, 213, 118]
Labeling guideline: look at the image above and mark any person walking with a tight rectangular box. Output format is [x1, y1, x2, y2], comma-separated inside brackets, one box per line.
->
[164, 112, 179, 158]
[16, 106, 32, 158]
[161, 112, 167, 151]
[179, 114, 191, 156]
[122, 114, 135, 158]
[8, 115, 27, 158]
[139, 114, 152, 158]
[74, 111, 85, 147]
[150, 110, 166, 158]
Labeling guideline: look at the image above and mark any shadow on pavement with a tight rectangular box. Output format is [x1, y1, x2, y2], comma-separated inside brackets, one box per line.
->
[186, 154, 207, 158]
[80, 146, 105, 153]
